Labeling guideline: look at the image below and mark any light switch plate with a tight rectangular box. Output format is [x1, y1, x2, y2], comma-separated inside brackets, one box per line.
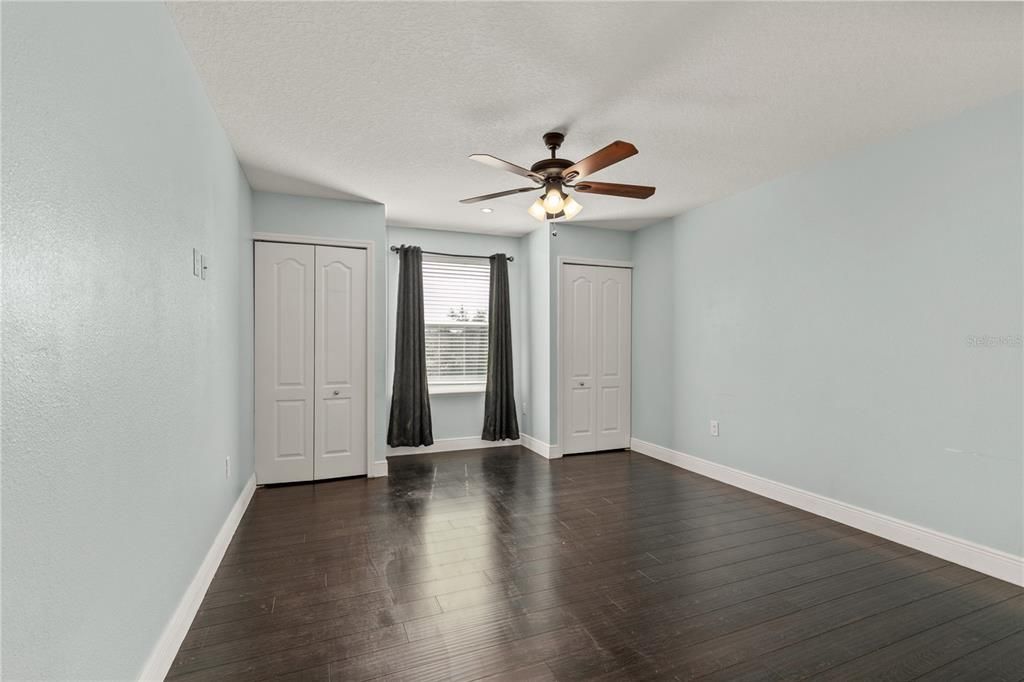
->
[193, 248, 201, 277]
[201, 253, 208, 280]
[710, 420, 720, 437]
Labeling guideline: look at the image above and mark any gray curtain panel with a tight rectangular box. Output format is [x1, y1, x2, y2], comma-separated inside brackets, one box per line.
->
[482, 253, 520, 441]
[387, 246, 434, 447]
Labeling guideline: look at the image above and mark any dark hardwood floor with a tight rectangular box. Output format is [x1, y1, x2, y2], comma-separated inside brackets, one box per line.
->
[168, 447, 1024, 681]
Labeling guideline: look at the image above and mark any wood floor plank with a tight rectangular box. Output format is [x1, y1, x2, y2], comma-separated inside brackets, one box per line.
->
[476, 661, 557, 682]
[166, 623, 407, 681]
[916, 630, 1024, 681]
[382, 627, 594, 682]
[581, 549, 947, 656]
[327, 608, 582, 680]
[184, 596, 441, 657]
[698, 577, 1022, 681]
[813, 594, 1024, 681]
[629, 563, 988, 680]
[168, 447, 1023, 681]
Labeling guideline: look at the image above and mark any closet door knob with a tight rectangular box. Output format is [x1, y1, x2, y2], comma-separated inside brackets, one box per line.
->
[332, 390, 340, 396]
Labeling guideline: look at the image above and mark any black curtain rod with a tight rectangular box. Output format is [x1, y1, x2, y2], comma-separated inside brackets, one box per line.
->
[389, 245, 514, 262]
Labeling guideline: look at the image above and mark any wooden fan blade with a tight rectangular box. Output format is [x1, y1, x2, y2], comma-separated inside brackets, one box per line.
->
[469, 154, 544, 182]
[561, 141, 638, 181]
[459, 187, 538, 204]
[573, 182, 656, 199]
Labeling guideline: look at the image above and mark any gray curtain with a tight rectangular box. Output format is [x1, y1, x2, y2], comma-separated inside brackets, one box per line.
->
[387, 246, 433, 447]
[482, 253, 519, 441]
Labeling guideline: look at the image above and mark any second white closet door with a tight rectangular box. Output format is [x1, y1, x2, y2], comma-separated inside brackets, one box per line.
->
[561, 263, 632, 455]
[314, 245, 367, 479]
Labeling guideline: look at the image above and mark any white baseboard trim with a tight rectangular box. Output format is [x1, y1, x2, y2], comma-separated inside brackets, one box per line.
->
[138, 474, 256, 681]
[521, 433, 563, 459]
[386, 436, 521, 458]
[629, 438, 1024, 587]
[370, 460, 389, 478]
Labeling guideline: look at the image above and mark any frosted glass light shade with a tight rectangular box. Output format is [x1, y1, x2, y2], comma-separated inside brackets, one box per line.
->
[528, 198, 547, 221]
[542, 187, 565, 214]
[562, 195, 582, 220]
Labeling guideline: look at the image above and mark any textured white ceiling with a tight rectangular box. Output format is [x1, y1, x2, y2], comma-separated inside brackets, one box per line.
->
[168, 2, 1022, 235]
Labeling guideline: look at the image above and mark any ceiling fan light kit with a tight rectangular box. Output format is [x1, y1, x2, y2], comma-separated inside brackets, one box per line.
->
[528, 198, 550, 221]
[562, 195, 583, 219]
[460, 131, 655, 223]
[543, 186, 566, 214]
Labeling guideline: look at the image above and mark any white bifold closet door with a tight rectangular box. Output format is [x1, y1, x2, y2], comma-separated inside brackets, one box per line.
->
[255, 242, 367, 484]
[560, 263, 631, 455]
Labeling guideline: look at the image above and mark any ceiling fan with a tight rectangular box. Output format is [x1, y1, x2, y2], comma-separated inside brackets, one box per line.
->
[460, 131, 656, 222]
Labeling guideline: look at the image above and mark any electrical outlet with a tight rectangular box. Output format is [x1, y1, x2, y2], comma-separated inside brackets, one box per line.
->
[225, 456, 230, 479]
[710, 420, 720, 437]
[193, 248, 201, 277]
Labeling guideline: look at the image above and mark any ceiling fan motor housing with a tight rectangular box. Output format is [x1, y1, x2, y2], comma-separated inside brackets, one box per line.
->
[531, 157, 573, 181]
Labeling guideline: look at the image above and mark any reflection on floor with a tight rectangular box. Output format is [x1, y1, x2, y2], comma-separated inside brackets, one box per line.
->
[168, 446, 1024, 680]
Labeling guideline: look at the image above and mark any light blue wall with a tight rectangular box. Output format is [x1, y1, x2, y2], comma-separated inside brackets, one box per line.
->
[632, 94, 1024, 556]
[548, 223, 634, 445]
[251, 191, 388, 464]
[631, 218, 677, 447]
[2, 3, 254, 678]
[551, 222, 635, 264]
[522, 227, 552, 442]
[386, 226, 522, 441]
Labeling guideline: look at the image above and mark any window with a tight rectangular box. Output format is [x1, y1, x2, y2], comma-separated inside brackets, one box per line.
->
[422, 255, 489, 391]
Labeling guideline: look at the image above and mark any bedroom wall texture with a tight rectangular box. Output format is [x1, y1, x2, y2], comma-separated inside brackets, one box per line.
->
[631, 93, 1024, 557]
[2, 3, 255, 678]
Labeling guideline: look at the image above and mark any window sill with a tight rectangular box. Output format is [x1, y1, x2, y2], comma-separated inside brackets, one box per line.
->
[429, 384, 486, 395]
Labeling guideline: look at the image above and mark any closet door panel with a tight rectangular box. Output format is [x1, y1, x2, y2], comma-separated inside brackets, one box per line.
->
[255, 242, 316, 484]
[314, 245, 367, 479]
[561, 264, 599, 455]
[595, 267, 631, 451]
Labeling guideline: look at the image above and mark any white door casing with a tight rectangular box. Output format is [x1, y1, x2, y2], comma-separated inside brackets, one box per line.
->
[255, 242, 315, 484]
[314, 245, 368, 479]
[560, 263, 632, 455]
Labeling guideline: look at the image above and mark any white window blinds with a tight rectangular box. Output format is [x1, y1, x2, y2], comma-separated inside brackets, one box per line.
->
[422, 255, 490, 386]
